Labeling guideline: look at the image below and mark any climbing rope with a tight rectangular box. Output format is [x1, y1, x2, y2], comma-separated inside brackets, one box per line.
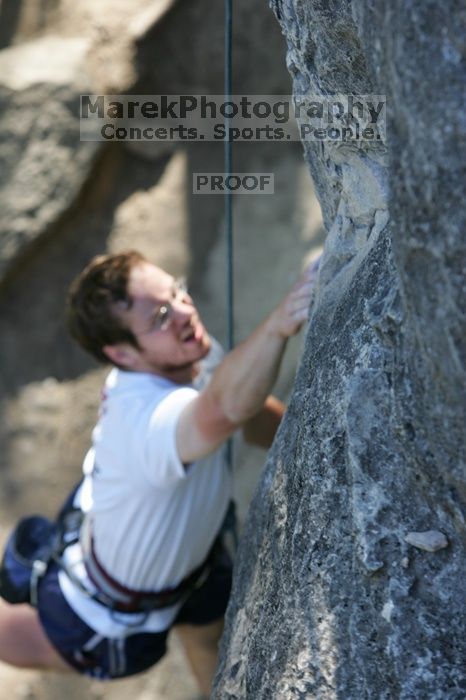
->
[223, 0, 238, 549]
[224, 0, 234, 353]
[224, 0, 234, 472]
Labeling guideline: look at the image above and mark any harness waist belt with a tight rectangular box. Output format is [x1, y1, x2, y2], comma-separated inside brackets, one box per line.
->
[84, 538, 210, 613]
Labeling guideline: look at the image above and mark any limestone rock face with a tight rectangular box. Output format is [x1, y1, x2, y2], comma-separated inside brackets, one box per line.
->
[213, 1, 466, 699]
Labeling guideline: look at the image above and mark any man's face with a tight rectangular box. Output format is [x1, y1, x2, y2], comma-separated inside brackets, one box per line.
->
[105, 262, 211, 382]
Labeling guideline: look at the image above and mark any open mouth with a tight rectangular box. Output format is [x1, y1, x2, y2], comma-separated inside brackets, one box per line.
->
[182, 330, 196, 343]
[180, 319, 204, 344]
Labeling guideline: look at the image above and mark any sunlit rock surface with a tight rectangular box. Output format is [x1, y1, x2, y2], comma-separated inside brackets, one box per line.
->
[0, 36, 99, 282]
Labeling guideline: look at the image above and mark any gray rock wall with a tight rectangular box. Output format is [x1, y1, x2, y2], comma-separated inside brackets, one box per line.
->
[213, 1, 466, 698]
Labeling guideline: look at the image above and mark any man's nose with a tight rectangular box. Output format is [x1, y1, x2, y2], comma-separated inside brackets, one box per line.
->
[172, 296, 194, 321]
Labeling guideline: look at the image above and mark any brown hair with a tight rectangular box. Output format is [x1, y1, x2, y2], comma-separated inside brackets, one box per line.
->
[66, 250, 147, 365]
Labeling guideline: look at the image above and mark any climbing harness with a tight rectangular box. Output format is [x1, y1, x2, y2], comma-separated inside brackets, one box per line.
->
[0, 497, 216, 614]
[80, 517, 214, 613]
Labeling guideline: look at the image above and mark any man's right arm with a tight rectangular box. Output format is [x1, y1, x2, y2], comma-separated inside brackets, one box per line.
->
[176, 265, 317, 463]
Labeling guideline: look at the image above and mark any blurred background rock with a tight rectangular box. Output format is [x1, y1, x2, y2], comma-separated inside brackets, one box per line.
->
[0, 1, 323, 698]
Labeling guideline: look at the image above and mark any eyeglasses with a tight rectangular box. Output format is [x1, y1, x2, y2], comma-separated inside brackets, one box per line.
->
[136, 277, 190, 335]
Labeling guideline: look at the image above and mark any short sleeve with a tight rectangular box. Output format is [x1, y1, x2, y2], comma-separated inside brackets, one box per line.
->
[142, 386, 198, 486]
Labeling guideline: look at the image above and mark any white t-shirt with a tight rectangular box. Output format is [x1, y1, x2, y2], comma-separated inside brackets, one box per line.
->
[59, 338, 231, 636]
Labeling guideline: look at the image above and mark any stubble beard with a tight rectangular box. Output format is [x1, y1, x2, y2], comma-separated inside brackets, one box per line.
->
[148, 333, 211, 383]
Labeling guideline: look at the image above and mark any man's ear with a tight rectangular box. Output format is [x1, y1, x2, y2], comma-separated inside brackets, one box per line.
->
[102, 343, 139, 369]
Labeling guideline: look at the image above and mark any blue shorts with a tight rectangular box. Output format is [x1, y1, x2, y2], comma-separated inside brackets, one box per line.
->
[37, 545, 232, 680]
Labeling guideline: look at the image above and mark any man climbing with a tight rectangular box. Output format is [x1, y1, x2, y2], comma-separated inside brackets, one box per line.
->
[0, 250, 318, 696]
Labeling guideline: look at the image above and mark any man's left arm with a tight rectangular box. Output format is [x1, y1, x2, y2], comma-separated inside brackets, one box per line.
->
[242, 395, 286, 449]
